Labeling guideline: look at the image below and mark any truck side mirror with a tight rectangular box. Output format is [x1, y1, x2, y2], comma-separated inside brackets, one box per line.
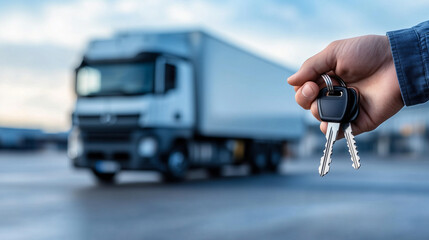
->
[164, 63, 177, 92]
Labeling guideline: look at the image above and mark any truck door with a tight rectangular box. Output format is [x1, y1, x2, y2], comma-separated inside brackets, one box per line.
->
[152, 57, 195, 128]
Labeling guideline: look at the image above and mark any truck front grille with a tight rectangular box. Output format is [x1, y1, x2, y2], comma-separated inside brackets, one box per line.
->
[85, 131, 132, 143]
[76, 114, 140, 127]
[87, 151, 106, 160]
[112, 152, 130, 161]
[86, 151, 130, 162]
[81, 128, 136, 164]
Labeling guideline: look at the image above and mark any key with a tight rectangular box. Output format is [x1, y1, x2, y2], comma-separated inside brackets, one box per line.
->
[343, 122, 360, 169]
[319, 122, 340, 176]
[343, 88, 360, 169]
[317, 86, 350, 176]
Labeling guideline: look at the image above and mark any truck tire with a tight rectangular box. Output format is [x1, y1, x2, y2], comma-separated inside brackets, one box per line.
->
[163, 145, 189, 182]
[92, 169, 116, 184]
[267, 144, 283, 172]
[250, 144, 268, 174]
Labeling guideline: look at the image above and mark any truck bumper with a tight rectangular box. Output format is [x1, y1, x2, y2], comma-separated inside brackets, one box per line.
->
[71, 127, 191, 172]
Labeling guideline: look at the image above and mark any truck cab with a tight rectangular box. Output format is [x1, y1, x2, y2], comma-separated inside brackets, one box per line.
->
[69, 49, 195, 182]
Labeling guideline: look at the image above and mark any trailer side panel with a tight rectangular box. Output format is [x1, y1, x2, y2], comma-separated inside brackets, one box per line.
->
[197, 34, 304, 140]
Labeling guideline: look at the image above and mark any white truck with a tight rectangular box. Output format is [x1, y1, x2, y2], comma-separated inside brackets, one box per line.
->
[68, 30, 304, 182]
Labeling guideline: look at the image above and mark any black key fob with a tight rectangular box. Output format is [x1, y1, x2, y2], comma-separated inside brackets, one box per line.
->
[317, 86, 349, 123]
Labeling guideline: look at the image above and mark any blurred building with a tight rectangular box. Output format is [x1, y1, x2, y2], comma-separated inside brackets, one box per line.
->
[0, 127, 67, 150]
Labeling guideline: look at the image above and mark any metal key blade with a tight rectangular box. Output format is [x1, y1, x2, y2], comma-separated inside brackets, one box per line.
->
[319, 122, 340, 176]
[343, 122, 360, 169]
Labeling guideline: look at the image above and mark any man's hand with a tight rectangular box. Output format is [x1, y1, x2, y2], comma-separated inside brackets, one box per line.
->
[288, 35, 404, 135]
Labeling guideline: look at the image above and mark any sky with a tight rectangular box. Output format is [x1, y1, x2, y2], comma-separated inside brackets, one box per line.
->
[0, 0, 428, 131]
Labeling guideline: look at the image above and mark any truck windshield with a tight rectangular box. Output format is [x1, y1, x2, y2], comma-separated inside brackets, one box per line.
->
[76, 62, 155, 97]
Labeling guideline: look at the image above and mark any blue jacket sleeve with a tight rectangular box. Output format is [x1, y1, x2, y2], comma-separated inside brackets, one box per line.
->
[387, 20, 429, 106]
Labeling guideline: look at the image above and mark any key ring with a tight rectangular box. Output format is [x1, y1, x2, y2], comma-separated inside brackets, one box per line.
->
[321, 74, 334, 94]
[321, 74, 347, 95]
[332, 75, 347, 88]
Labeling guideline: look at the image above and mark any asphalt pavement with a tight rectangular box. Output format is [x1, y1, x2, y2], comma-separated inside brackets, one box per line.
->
[1, 150, 429, 240]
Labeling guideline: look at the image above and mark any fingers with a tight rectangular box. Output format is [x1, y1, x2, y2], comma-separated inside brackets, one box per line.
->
[320, 121, 327, 134]
[295, 81, 319, 109]
[320, 122, 345, 139]
[310, 101, 320, 121]
[287, 42, 338, 86]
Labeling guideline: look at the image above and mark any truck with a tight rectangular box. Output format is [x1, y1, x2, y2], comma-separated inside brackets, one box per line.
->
[68, 30, 304, 182]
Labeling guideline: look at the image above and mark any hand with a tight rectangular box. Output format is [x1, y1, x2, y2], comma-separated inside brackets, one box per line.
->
[287, 35, 404, 136]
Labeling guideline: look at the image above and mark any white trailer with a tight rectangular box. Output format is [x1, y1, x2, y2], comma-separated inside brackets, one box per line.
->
[68, 30, 304, 182]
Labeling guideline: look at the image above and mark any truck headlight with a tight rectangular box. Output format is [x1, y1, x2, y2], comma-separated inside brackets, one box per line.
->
[138, 137, 157, 157]
[68, 128, 83, 159]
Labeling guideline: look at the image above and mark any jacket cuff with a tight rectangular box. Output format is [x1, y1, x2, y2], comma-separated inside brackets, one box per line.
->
[387, 27, 428, 106]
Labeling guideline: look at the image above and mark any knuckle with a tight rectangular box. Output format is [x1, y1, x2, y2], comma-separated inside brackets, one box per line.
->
[327, 40, 340, 50]
[301, 57, 313, 68]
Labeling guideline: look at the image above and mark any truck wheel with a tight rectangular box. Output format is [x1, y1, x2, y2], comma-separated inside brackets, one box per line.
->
[163, 145, 189, 182]
[91, 169, 116, 184]
[250, 144, 268, 174]
[267, 145, 283, 172]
